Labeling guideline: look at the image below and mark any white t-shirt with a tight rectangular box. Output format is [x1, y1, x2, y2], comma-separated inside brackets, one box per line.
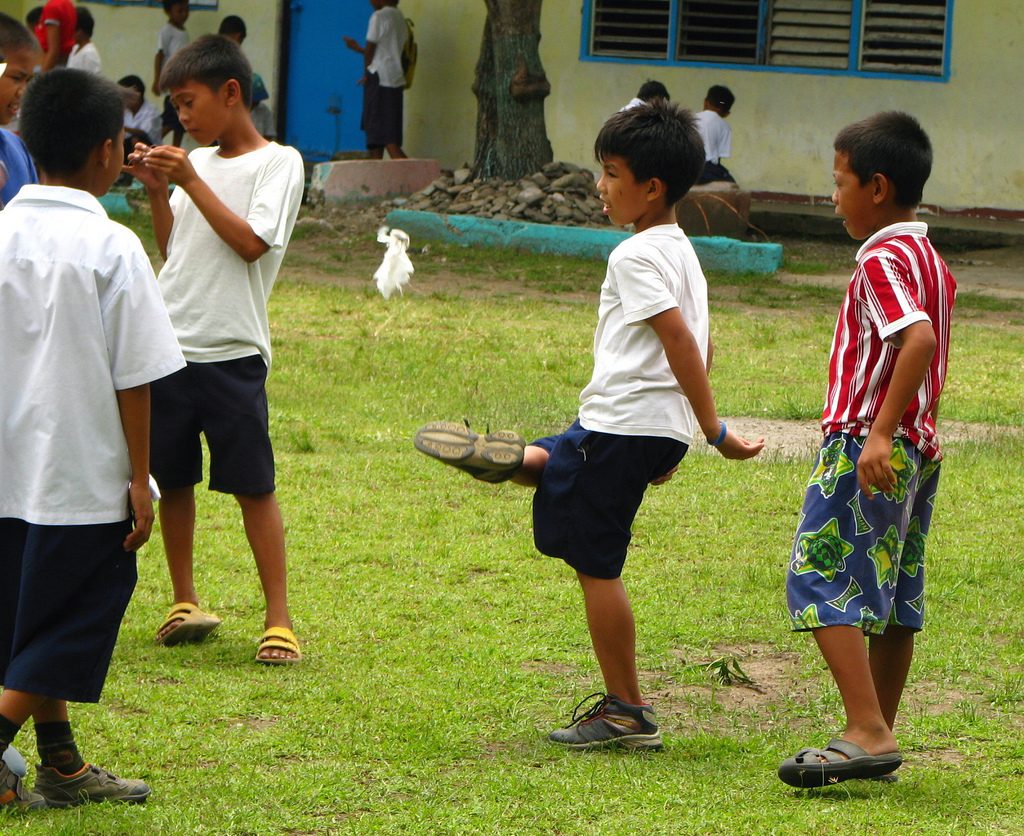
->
[695, 110, 731, 164]
[68, 42, 102, 75]
[0, 186, 185, 525]
[158, 142, 304, 367]
[125, 100, 162, 145]
[367, 6, 408, 88]
[578, 224, 709, 444]
[157, 23, 189, 60]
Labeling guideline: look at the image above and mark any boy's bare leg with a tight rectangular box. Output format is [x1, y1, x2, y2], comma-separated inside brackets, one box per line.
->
[385, 143, 407, 159]
[0, 691, 56, 726]
[813, 625, 899, 755]
[510, 445, 548, 488]
[576, 572, 643, 706]
[157, 486, 199, 639]
[235, 491, 296, 661]
[868, 626, 915, 730]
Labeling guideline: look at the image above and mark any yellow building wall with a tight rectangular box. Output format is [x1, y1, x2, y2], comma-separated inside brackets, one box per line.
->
[400, 0, 1023, 213]
[12, 0, 280, 117]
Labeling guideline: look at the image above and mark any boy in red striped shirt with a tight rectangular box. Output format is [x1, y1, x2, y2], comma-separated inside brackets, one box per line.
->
[778, 112, 956, 788]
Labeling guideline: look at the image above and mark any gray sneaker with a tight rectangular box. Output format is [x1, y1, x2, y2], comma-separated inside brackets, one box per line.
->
[548, 693, 663, 751]
[33, 764, 151, 807]
[414, 421, 525, 483]
[0, 758, 47, 810]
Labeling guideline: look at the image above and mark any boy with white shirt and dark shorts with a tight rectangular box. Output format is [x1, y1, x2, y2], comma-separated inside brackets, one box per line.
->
[128, 35, 304, 664]
[416, 100, 763, 749]
[0, 68, 185, 810]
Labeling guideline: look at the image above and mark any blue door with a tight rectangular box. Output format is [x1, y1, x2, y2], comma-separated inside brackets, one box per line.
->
[284, 0, 368, 160]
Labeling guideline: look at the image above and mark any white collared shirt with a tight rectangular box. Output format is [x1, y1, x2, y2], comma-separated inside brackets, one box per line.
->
[0, 185, 185, 524]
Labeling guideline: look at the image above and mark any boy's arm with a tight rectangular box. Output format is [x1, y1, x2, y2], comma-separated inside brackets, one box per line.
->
[141, 146, 270, 263]
[647, 307, 763, 460]
[125, 144, 173, 259]
[115, 384, 154, 551]
[153, 51, 164, 96]
[857, 320, 936, 498]
[40, 22, 63, 72]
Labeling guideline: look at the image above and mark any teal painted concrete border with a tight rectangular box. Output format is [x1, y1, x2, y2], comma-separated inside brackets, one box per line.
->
[98, 191, 132, 217]
[385, 209, 782, 274]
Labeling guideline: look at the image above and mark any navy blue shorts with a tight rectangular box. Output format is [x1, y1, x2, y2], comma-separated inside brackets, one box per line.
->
[0, 518, 136, 703]
[161, 95, 184, 136]
[531, 421, 688, 579]
[151, 355, 276, 495]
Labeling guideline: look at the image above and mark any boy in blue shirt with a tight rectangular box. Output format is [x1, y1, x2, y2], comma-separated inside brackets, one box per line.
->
[0, 13, 39, 208]
[0, 68, 184, 810]
[416, 101, 763, 749]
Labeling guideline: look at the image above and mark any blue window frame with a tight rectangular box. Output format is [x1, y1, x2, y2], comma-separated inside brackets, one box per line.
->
[582, 0, 953, 82]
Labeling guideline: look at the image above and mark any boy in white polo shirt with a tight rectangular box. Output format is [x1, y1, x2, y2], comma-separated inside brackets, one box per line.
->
[0, 68, 185, 810]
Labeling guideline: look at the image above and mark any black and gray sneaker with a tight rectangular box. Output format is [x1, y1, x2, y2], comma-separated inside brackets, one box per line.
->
[0, 758, 46, 810]
[548, 693, 663, 751]
[414, 421, 525, 483]
[33, 764, 151, 807]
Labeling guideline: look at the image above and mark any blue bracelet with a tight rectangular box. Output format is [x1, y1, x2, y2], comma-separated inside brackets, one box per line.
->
[708, 420, 727, 447]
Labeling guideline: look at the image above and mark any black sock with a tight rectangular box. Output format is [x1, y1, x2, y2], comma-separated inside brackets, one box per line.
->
[35, 721, 85, 775]
[0, 713, 21, 758]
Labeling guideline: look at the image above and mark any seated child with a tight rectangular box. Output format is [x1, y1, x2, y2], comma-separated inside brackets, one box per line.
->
[694, 85, 735, 185]
[621, 79, 670, 111]
[0, 67, 185, 810]
[777, 112, 956, 788]
[0, 13, 40, 208]
[66, 6, 101, 75]
[416, 100, 764, 750]
[127, 35, 305, 664]
[119, 74, 162, 153]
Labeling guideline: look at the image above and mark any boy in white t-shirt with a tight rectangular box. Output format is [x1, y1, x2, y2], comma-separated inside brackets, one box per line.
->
[128, 35, 304, 665]
[415, 101, 764, 749]
[66, 7, 101, 75]
[0, 68, 184, 810]
[694, 84, 736, 185]
[344, 0, 408, 158]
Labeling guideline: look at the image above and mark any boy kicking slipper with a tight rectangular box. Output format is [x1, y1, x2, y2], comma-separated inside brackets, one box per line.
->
[778, 738, 902, 788]
[156, 603, 222, 646]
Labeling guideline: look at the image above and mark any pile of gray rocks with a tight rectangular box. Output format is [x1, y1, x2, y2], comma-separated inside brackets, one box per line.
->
[398, 161, 609, 227]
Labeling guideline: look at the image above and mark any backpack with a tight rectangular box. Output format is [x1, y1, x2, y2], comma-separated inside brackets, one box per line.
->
[401, 18, 418, 89]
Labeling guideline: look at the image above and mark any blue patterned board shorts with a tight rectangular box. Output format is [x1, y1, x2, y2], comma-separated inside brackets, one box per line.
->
[787, 432, 941, 635]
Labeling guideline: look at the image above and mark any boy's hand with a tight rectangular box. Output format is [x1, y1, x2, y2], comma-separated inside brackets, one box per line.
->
[715, 428, 765, 460]
[123, 481, 154, 551]
[137, 144, 198, 187]
[857, 431, 895, 499]
[343, 35, 360, 51]
[650, 465, 678, 486]
[124, 142, 168, 191]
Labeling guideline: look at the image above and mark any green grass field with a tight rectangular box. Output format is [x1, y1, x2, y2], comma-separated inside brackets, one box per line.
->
[3, 226, 1023, 834]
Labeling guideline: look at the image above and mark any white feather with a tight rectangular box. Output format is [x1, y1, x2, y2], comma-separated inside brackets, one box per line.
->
[374, 226, 414, 299]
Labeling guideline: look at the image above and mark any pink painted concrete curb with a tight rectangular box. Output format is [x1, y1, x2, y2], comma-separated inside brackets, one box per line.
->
[309, 159, 441, 204]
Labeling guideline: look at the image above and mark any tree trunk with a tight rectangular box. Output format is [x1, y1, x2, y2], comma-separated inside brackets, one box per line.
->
[472, 0, 552, 180]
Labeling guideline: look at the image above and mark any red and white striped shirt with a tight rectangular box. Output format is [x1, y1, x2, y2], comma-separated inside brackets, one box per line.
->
[822, 222, 956, 461]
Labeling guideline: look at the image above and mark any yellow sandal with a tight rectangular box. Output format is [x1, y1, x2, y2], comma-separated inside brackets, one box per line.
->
[156, 603, 221, 646]
[256, 626, 302, 664]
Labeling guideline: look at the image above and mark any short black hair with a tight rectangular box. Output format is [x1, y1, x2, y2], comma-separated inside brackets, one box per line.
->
[636, 80, 669, 102]
[20, 68, 124, 175]
[160, 33, 252, 107]
[706, 85, 734, 111]
[25, 7, 42, 29]
[218, 15, 246, 38]
[1, 11, 39, 54]
[834, 111, 933, 207]
[75, 6, 94, 37]
[163, 0, 187, 13]
[118, 74, 145, 96]
[594, 99, 704, 205]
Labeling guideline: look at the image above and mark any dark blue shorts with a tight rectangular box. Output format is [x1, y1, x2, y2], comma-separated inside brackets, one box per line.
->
[531, 421, 688, 580]
[150, 355, 276, 495]
[787, 433, 940, 634]
[0, 518, 136, 703]
[161, 95, 183, 136]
